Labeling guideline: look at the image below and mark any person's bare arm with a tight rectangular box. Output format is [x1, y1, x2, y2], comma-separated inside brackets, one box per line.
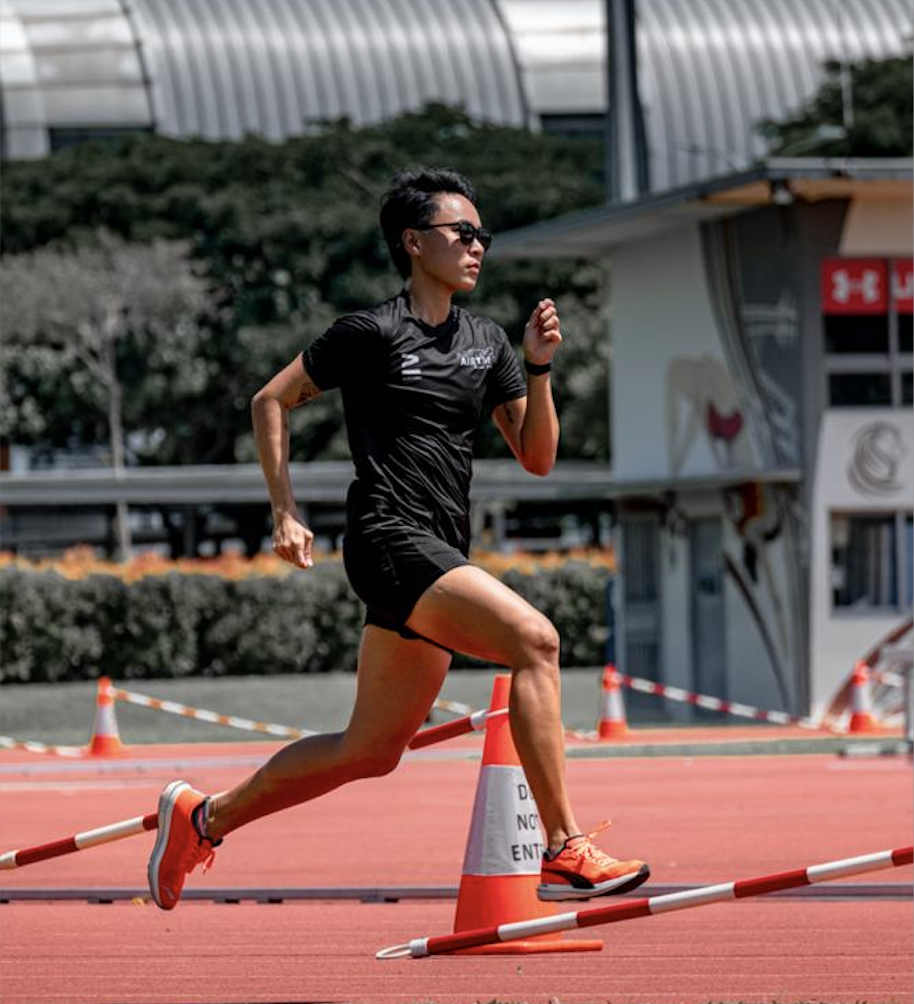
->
[493, 299, 561, 476]
[251, 354, 321, 568]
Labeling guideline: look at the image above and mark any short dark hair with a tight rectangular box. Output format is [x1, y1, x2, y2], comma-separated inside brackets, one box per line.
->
[379, 167, 478, 279]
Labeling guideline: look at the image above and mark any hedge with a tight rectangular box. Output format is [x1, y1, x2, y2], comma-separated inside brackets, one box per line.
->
[0, 559, 611, 683]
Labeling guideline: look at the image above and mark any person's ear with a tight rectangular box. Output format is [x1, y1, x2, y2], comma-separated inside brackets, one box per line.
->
[402, 228, 422, 257]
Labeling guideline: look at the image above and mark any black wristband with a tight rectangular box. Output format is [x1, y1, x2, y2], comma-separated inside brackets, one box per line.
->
[524, 359, 551, 376]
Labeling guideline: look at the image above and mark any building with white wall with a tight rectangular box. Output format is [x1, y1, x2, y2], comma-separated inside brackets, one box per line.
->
[498, 159, 912, 718]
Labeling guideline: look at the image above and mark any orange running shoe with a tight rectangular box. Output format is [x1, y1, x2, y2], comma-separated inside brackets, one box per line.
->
[147, 780, 221, 910]
[538, 822, 649, 901]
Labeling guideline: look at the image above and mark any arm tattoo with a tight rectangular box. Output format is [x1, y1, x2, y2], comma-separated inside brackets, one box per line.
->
[502, 402, 517, 425]
[293, 377, 320, 407]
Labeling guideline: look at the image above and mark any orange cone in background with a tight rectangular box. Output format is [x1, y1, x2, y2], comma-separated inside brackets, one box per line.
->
[451, 674, 602, 954]
[597, 664, 628, 739]
[848, 661, 881, 734]
[87, 676, 124, 756]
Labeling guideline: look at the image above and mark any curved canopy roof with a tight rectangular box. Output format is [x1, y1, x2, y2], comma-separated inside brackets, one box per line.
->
[1, 0, 909, 195]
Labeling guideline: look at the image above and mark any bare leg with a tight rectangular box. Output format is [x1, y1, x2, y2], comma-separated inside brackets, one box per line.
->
[206, 626, 451, 839]
[406, 565, 580, 852]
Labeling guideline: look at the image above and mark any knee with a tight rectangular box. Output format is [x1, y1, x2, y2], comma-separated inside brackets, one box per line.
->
[345, 742, 404, 780]
[515, 614, 560, 666]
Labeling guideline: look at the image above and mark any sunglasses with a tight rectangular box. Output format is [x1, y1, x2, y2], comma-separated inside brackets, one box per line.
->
[419, 220, 493, 251]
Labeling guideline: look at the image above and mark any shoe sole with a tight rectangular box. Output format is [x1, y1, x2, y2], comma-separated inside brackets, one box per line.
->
[537, 863, 651, 901]
[147, 779, 189, 910]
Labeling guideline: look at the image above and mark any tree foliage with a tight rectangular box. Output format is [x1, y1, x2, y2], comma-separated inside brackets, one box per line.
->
[1, 234, 211, 555]
[758, 53, 913, 156]
[1, 106, 609, 464]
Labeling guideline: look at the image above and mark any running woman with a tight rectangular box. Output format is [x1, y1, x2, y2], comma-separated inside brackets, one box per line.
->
[147, 167, 649, 910]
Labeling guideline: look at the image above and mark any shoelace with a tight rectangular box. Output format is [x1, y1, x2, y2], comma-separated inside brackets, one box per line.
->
[182, 836, 218, 875]
[200, 845, 217, 874]
[569, 820, 618, 865]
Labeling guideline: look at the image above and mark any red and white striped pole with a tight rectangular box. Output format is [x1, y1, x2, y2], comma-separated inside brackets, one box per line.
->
[408, 707, 508, 750]
[376, 845, 914, 959]
[0, 813, 158, 870]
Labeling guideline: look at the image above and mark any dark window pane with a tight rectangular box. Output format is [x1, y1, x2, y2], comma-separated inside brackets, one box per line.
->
[48, 127, 152, 152]
[829, 373, 892, 406]
[902, 372, 913, 406]
[899, 314, 913, 354]
[540, 114, 605, 141]
[832, 514, 898, 608]
[906, 517, 913, 608]
[823, 315, 889, 353]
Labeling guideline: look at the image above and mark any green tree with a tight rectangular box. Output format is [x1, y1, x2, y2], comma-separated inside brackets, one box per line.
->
[758, 53, 913, 156]
[1, 107, 609, 466]
[0, 234, 210, 556]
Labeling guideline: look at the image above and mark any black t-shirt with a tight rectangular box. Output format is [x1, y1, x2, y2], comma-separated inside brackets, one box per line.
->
[302, 290, 526, 551]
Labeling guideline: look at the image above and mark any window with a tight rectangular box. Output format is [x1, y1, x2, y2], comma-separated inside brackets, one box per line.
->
[49, 127, 152, 152]
[824, 314, 888, 354]
[900, 314, 913, 354]
[828, 373, 891, 407]
[831, 512, 911, 610]
[822, 258, 912, 407]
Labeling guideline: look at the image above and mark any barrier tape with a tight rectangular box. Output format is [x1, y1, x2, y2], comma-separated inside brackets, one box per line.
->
[0, 736, 83, 758]
[432, 697, 474, 716]
[612, 671, 824, 730]
[871, 668, 906, 689]
[376, 845, 914, 958]
[108, 686, 319, 739]
[109, 686, 481, 741]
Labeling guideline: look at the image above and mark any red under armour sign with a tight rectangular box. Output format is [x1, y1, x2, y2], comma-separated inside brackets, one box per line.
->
[821, 259, 888, 315]
[892, 260, 913, 314]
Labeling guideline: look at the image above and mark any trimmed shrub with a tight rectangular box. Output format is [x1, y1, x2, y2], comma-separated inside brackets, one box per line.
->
[0, 558, 611, 682]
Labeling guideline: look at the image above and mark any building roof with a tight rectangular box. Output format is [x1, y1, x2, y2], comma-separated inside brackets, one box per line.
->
[2, 0, 909, 197]
[491, 158, 914, 259]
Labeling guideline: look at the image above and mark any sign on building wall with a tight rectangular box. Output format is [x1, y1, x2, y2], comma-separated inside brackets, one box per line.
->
[821, 257, 913, 315]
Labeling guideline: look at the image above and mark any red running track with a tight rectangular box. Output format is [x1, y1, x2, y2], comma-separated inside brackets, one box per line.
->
[0, 744, 911, 1004]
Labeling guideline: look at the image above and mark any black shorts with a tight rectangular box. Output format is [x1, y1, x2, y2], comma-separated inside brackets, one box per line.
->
[343, 519, 468, 641]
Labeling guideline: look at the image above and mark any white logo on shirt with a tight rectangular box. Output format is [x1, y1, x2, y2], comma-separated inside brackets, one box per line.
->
[460, 347, 496, 369]
[401, 353, 422, 379]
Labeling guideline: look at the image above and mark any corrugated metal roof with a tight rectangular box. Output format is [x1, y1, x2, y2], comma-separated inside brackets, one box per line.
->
[635, 0, 912, 192]
[127, 0, 528, 140]
[1, 0, 909, 198]
[0, 0, 50, 157]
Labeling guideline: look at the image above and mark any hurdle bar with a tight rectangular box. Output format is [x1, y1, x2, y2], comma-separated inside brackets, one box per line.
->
[409, 707, 508, 749]
[376, 845, 914, 959]
[612, 671, 824, 730]
[0, 813, 158, 870]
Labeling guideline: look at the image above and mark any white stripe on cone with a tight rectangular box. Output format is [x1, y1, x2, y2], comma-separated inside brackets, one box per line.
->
[462, 765, 544, 876]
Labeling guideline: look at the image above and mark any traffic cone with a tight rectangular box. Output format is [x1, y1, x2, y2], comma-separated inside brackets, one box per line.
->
[451, 674, 602, 954]
[87, 676, 124, 756]
[597, 665, 628, 739]
[848, 661, 881, 734]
